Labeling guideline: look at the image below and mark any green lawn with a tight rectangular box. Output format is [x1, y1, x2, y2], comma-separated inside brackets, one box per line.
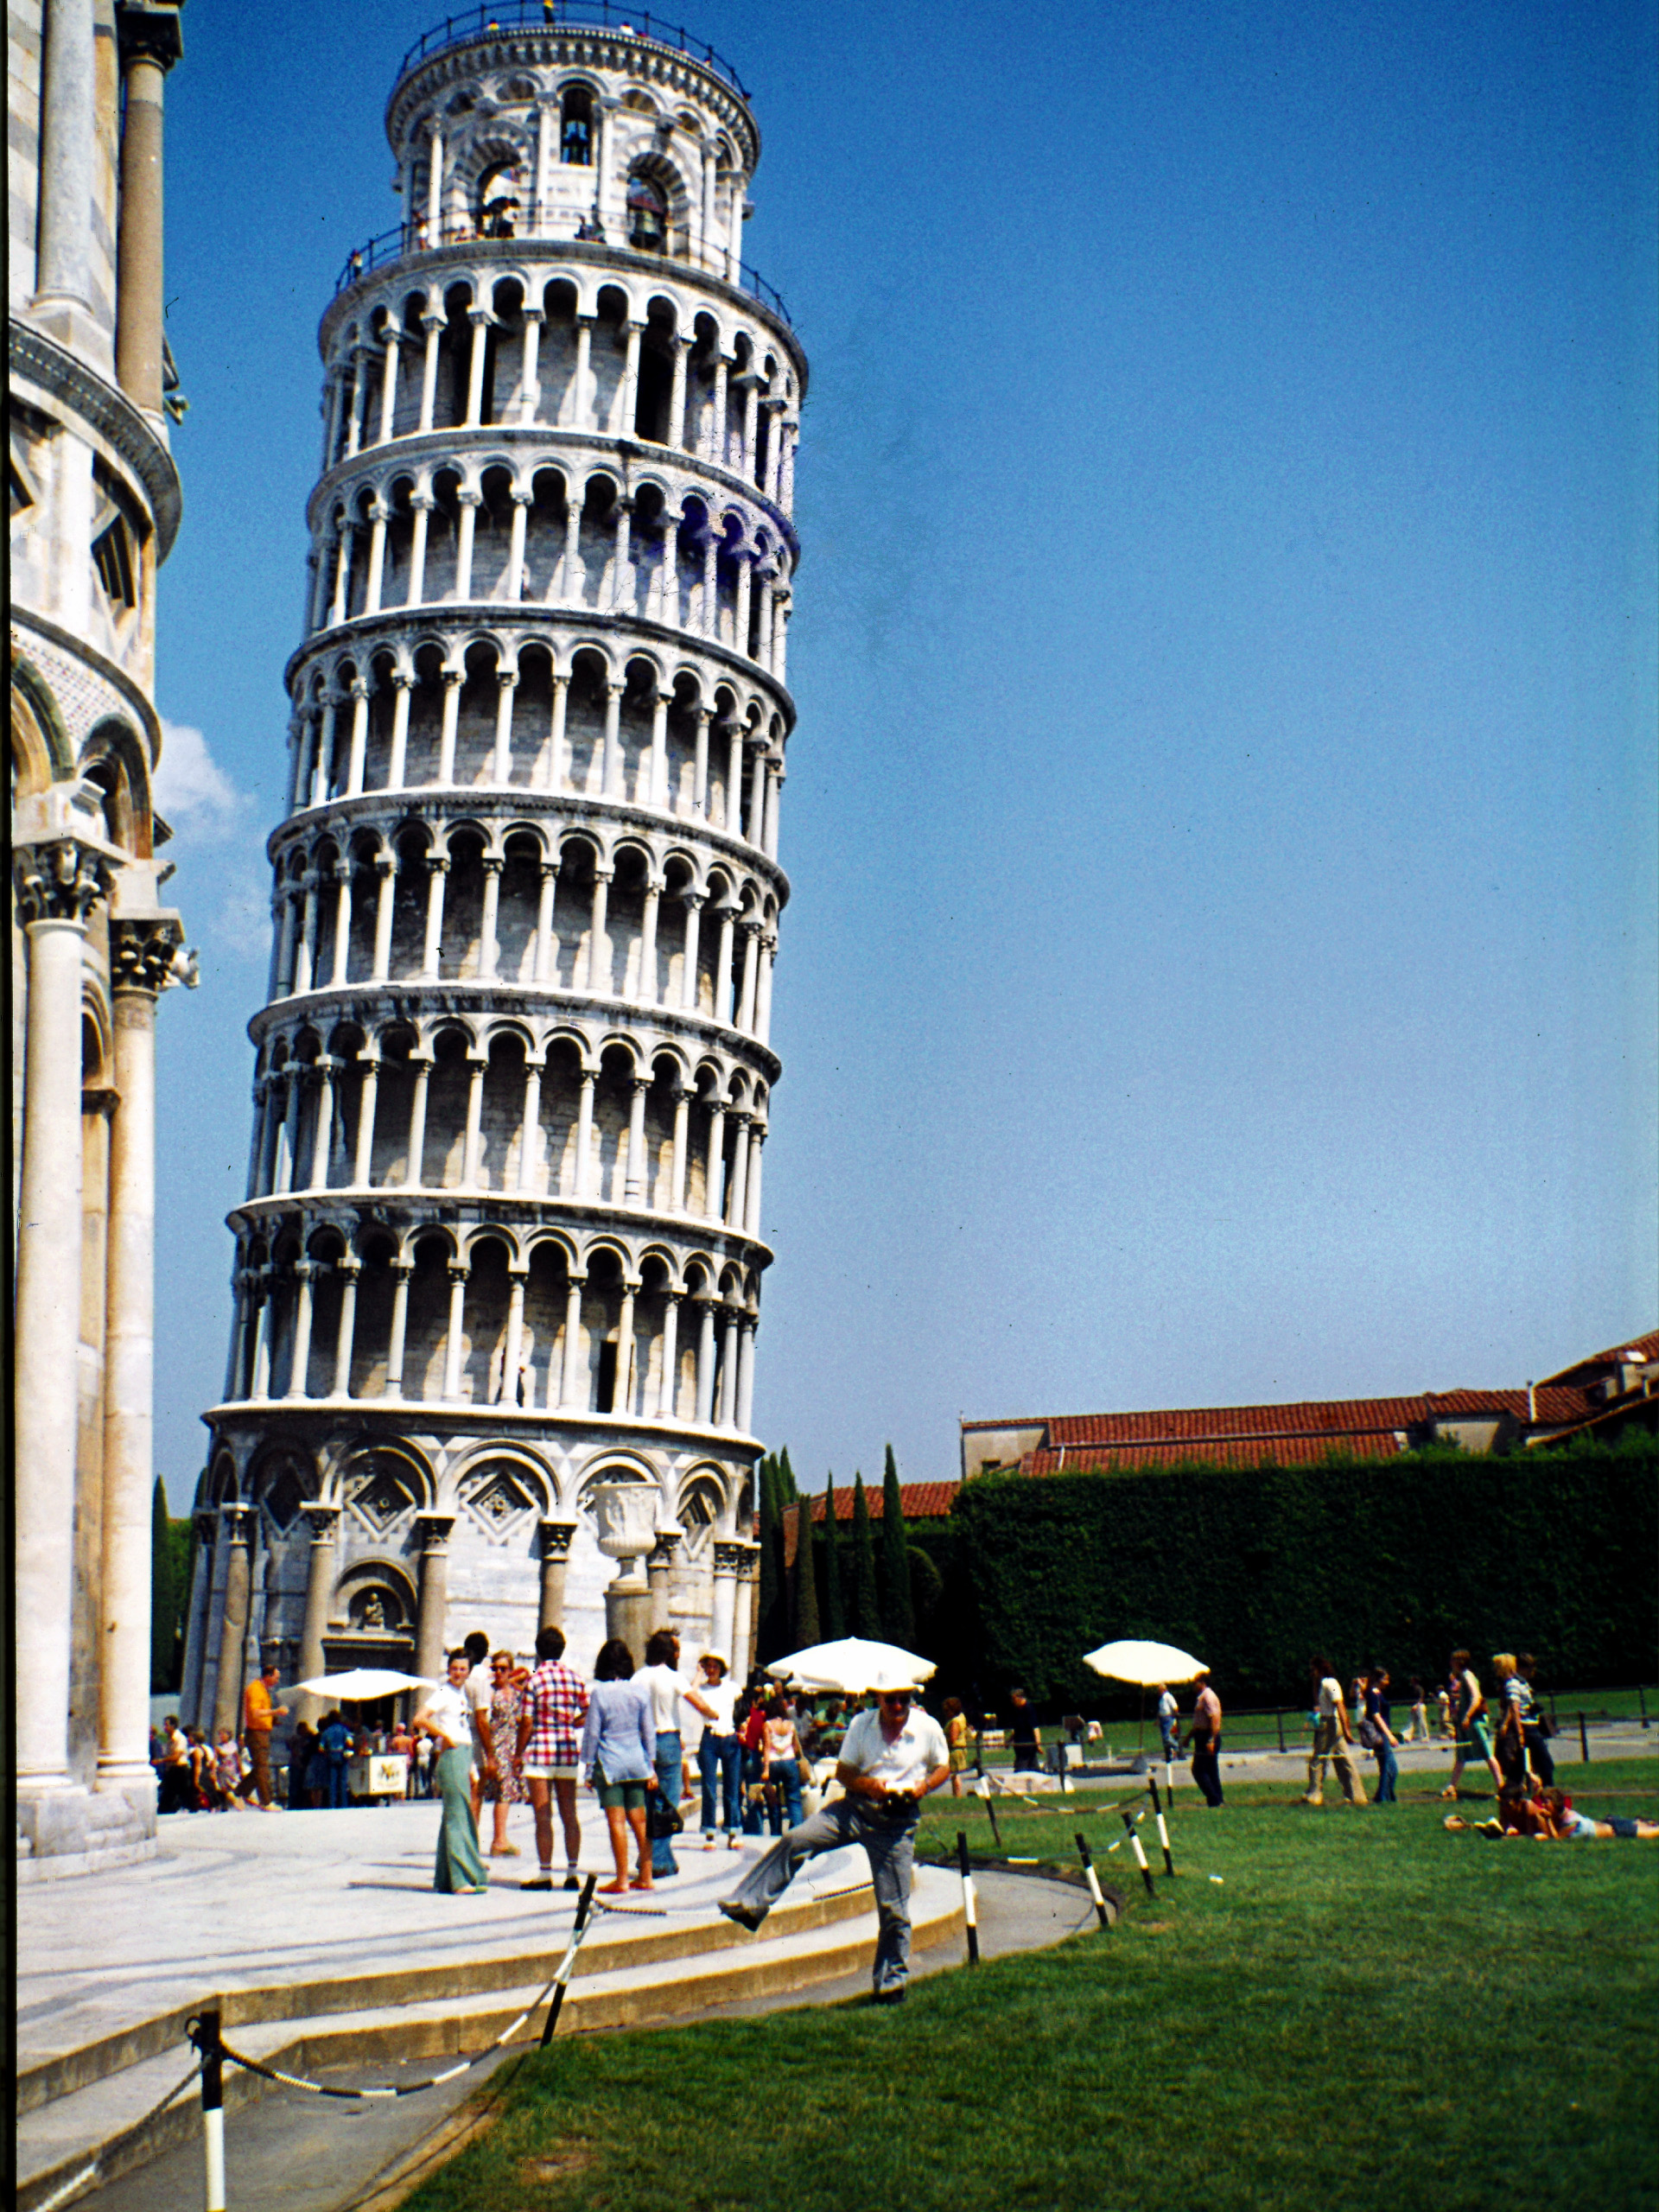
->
[400, 1758, 1659, 2212]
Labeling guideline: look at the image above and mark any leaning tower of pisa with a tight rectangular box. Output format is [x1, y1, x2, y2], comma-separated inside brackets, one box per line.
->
[185, 5, 804, 1732]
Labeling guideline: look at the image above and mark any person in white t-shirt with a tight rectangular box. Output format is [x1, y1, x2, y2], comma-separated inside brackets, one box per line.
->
[634, 1629, 688, 1879]
[719, 1677, 950, 2005]
[412, 1650, 490, 1893]
[686, 1652, 741, 1843]
[1303, 1656, 1367, 1806]
[1156, 1685, 1179, 1762]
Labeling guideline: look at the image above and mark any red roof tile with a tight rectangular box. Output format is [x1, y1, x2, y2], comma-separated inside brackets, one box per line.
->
[1023, 1434, 1408, 1473]
[1537, 1329, 1659, 1390]
[1042, 1386, 1591, 1450]
[806, 1483, 958, 1523]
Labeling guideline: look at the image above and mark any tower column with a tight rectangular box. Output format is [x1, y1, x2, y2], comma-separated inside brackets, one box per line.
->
[296, 1507, 340, 1726]
[115, 14, 181, 413]
[211, 1507, 255, 1741]
[14, 837, 109, 1807]
[414, 1516, 455, 1683]
[538, 1521, 576, 1629]
[99, 912, 186, 1802]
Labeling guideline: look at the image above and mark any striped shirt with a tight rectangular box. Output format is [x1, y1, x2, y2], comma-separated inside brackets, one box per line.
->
[518, 1661, 588, 1769]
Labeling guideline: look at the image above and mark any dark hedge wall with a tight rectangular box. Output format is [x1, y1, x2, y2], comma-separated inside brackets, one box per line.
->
[945, 1442, 1659, 1713]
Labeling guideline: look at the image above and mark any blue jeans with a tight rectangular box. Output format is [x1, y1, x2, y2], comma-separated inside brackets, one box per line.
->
[741, 1744, 766, 1833]
[652, 1731, 683, 1875]
[724, 1798, 919, 1996]
[324, 1756, 348, 1809]
[1374, 1744, 1398, 1803]
[766, 1758, 804, 1836]
[699, 1732, 741, 1834]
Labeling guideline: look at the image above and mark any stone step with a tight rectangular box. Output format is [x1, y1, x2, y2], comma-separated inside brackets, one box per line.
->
[16, 1870, 963, 2210]
[17, 1874, 871, 2118]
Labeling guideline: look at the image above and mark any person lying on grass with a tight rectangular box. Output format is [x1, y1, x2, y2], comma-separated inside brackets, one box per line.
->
[1446, 1786, 1659, 1841]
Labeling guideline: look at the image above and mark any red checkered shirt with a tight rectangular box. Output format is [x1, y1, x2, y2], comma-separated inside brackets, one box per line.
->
[520, 1661, 588, 1769]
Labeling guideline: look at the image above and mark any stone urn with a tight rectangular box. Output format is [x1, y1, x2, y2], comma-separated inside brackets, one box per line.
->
[590, 1481, 658, 1654]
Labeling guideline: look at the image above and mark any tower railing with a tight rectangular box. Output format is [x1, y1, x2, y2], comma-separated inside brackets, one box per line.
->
[397, 2, 749, 99]
[334, 211, 792, 324]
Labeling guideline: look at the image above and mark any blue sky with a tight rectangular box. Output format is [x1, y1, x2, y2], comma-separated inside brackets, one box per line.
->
[149, 0, 1657, 1510]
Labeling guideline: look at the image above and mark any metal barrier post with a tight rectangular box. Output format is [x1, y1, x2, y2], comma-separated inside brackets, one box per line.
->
[1640, 1686, 1649, 1730]
[1275, 1709, 1286, 1753]
[1147, 1776, 1176, 1876]
[983, 1792, 1002, 1853]
[1119, 1808, 1155, 1898]
[197, 2007, 226, 2211]
[1075, 1833, 1111, 1928]
[957, 1832, 980, 1965]
[540, 1874, 598, 2047]
[1578, 1712, 1590, 1764]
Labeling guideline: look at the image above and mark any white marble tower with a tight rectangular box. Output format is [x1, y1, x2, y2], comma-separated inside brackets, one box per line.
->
[187, 5, 804, 1726]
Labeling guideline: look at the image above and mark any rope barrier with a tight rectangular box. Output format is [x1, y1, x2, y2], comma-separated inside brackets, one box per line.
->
[30, 2060, 202, 2212]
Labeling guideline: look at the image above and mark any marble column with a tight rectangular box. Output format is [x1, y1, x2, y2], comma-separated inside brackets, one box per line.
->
[179, 1513, 216, 1729]
[114, 11, 181, 413]
[296, 1505, 340, 1725]
[731, 1541, 756, 1678]
[538, 1520, 577, 1630]
[647, 1529, 682, 1632]
[99, 912, 186, 1807]
[709, 1541, 741, 1669]
[34, 0, 95, 319]
[211, 1505, 256, 1740]
[14, 836, 111, 1809]
[414, 1516, 456, 1683]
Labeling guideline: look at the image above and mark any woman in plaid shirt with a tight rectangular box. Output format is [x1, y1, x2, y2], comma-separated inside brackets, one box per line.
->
[514, 1625, 589, 1891]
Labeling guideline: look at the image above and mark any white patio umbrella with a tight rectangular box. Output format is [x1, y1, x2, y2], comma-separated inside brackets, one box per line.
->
[765, 1637, 936, 1694]
[287, 1667, 438, 1701]
[1084, 1640, 1208, 1756]
[1083, 1639, 1207, 1687]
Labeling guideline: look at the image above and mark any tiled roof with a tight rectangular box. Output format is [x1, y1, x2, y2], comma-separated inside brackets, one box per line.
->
[1023, 1433, 1408, 1473]
[1537, 1329, 1659, 1390]
[1042, 1387, 1591, 1451]
[806, 1482, 958, 1523]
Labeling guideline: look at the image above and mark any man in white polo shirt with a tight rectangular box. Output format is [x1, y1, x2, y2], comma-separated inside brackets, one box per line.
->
[718, 1677, 950, 2005]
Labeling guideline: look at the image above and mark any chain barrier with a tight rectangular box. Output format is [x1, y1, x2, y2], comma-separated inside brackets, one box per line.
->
[186, 1874, 599, 2108]
[31, 2059, 202, 2212]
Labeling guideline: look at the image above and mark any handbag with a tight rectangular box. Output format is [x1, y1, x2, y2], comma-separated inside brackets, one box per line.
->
[1357, 1717, 1382, 1751]
[646, 1796, 684, 1841]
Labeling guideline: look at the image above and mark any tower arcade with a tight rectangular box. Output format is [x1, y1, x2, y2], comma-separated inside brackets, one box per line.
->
[185, 6, 806, 1724]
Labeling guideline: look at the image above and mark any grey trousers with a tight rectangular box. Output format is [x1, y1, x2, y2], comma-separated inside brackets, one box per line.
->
[725, 1796, 918, 1993]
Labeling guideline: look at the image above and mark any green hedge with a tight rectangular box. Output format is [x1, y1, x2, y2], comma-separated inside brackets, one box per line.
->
[945, 1440, 1659, 1713]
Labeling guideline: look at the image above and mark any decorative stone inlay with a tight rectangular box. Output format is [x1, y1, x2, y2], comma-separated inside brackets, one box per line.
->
[260, 1457, 306, 1532]
[346, 1458, 419, 1533]
[460, 1462, 537, 1543]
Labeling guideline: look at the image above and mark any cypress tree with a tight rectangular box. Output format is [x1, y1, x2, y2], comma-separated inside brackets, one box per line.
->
[821, 1473, 847, 1639]
[849, 1473, 881, 1640]
[778, 1446, 798, 1504]
[150, 1477, 175, 1693]
[880, 1444, 914, 1643]
[791, 1498, 822, 1648]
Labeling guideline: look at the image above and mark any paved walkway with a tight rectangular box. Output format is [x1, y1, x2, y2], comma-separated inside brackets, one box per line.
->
[17, 1792, 861, 2093]
[73, 1856, 1091, 2212]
